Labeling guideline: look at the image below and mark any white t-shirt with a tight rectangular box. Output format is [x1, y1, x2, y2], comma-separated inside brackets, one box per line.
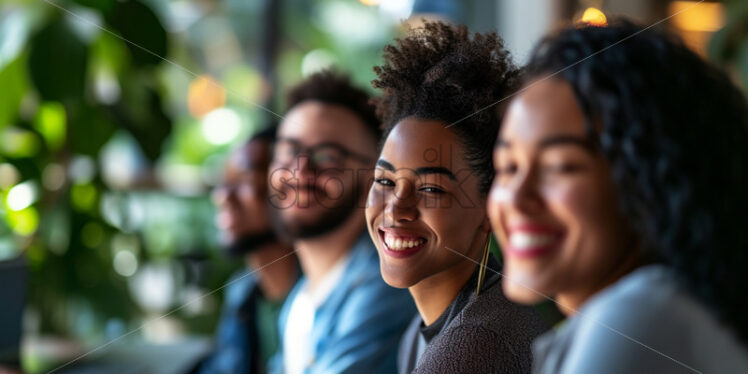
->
[283, 255, 350, 374]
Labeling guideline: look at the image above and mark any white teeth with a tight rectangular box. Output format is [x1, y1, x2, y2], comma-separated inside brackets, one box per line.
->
[509, 232, 556, 251]
[383, 233, 425, 251]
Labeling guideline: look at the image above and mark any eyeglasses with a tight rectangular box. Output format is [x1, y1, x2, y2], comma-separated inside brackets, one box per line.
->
[272, 138, 373, 170]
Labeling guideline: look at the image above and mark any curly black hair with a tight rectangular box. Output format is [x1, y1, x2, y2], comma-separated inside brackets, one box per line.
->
[286, 69, 380, 141]
[372, 21, 520, 195]
[525, 20, 748, 341]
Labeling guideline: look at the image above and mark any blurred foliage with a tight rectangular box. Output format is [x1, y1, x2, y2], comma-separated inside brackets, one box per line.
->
[709, 0, 748, 90]
[0, 1, 743, 371]
[0, 0, 401, 356]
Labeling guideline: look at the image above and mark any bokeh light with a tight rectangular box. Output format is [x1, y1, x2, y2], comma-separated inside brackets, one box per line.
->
[113, 250, 138, 277]
[69, 156, 96, 184]
[580, 7, 607, 26]
[201, 107, 241, 145]
[42, 163, 66, 191]
[1, 127, 40, 158]
[0, 163, 20, 188]
[70, 183, 98, 212]
[187, 75, 227, 118]
[7, 181, 37, 211]
[34, 101, 66, 151]
[7, 206, 39, 236]
[301, 49, 338, 77]
[670, 1, 724, 32]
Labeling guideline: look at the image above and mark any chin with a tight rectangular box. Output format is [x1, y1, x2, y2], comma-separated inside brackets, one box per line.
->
[501, 276, 546, 305]
[378, 262, 414, 289]
[382, 276, 410, 289]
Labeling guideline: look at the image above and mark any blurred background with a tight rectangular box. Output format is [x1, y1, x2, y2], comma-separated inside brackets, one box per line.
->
[0, 0, 745, 372]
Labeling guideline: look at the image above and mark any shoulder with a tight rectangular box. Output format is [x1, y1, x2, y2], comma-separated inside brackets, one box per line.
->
[414, 281, 548, 373]
[336, 270, 414, 331]
[576, 265, 693, 338]
[338, 237, 413, 312]
[558, 265, 748, 373]
[457, 278, 550, 341]
[416, 323, 530, 373]
[332, 238, 416, 331]
[345, 236, 384, 283]
[397, 315, 423, 374]
[224, 270, 258, 306]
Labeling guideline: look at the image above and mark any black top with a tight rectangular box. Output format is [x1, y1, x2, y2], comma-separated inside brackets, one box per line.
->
[397, 256, 550, 373]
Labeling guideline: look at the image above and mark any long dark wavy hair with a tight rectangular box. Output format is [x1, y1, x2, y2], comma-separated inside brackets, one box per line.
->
[524, 20, 748, 341]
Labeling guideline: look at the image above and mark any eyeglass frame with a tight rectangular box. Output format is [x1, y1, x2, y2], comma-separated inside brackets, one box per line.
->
[271, 137, 374, 170]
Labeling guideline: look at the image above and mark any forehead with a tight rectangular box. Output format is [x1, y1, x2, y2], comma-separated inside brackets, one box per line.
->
[380, 117, 469, 171]
[223, 161, 266, 186]
[224, 141, 269, 177]
[501, 79, 587, 143]
[230, 140, 269, 168]
[278, 101, 373, 147]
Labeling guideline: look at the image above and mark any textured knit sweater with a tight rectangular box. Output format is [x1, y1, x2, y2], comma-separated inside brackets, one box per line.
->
[398, 257, 550, 373]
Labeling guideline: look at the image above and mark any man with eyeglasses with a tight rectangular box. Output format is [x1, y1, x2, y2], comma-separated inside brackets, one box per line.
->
[199, 127, 299, 374]
[267, 70, 415, 374]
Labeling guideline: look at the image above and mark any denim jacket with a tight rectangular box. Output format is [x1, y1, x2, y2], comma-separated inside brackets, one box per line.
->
[270, 233, 416, 374]
[198, 271, 261, 374]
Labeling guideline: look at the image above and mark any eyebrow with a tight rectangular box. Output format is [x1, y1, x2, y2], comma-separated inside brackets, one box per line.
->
[376, 159, 395, 171]
[495, 139, 510, 149]
[376, 159, 456, 181]
[275, 137, 299, 147]
[539, 135, 597, 151]
[495, 135, 597, 153]
[415, 167, 457, 181]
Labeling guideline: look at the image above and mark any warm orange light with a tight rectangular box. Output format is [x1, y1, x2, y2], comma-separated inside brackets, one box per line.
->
[359, 0, 380, 6]
[669, 1, 724, 32]
[580, 7, 607, 27]
[187, 75, 226, 118]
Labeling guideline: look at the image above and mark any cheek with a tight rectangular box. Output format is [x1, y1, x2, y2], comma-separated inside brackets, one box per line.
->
[237, 186, 255, 203]
[487, 183, 511, 233]
[267, 166, 295, 209]
[542, 180, 599, 222]
[318, 174, 346, 199]
[543, 178, 620, 262]
[426, 201, 483, 248]
[365, 186, 385, 223]
[543, 181, 593, 212]
[268, 166, 293, 191]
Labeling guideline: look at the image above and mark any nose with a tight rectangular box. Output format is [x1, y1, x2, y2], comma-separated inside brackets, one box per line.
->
[384, 180, 418, 225]
[292, 154, 316, 185]
[494, 168, 545, 216]
[212, 185, 232, 207]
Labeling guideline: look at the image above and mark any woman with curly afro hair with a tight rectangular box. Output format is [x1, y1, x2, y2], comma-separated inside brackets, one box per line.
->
[489, 19, 748, 373]
[365, 21, 550, 373]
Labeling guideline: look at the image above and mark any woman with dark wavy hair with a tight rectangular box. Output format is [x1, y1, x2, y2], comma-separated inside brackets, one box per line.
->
[488, 19, 748, 373]
[366, 21, 549, 373]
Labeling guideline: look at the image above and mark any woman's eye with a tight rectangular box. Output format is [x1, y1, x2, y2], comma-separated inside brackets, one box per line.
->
[495, 164, 517, 175]
[374, 178, 394, 186]
[543, 163, 583, 174]
[419, 186, 444, 194]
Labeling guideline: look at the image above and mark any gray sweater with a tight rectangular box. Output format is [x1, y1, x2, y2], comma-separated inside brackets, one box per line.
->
[398, 258, 550, 373]
[533, 265, 748, 373]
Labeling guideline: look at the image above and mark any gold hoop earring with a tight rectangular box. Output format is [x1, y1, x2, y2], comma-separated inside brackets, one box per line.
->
[476, 234, 491, 296]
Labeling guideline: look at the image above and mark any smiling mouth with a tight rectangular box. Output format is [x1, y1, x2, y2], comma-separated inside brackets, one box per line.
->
[378, 229, 428, 257]
[506, 231, 563, 258]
